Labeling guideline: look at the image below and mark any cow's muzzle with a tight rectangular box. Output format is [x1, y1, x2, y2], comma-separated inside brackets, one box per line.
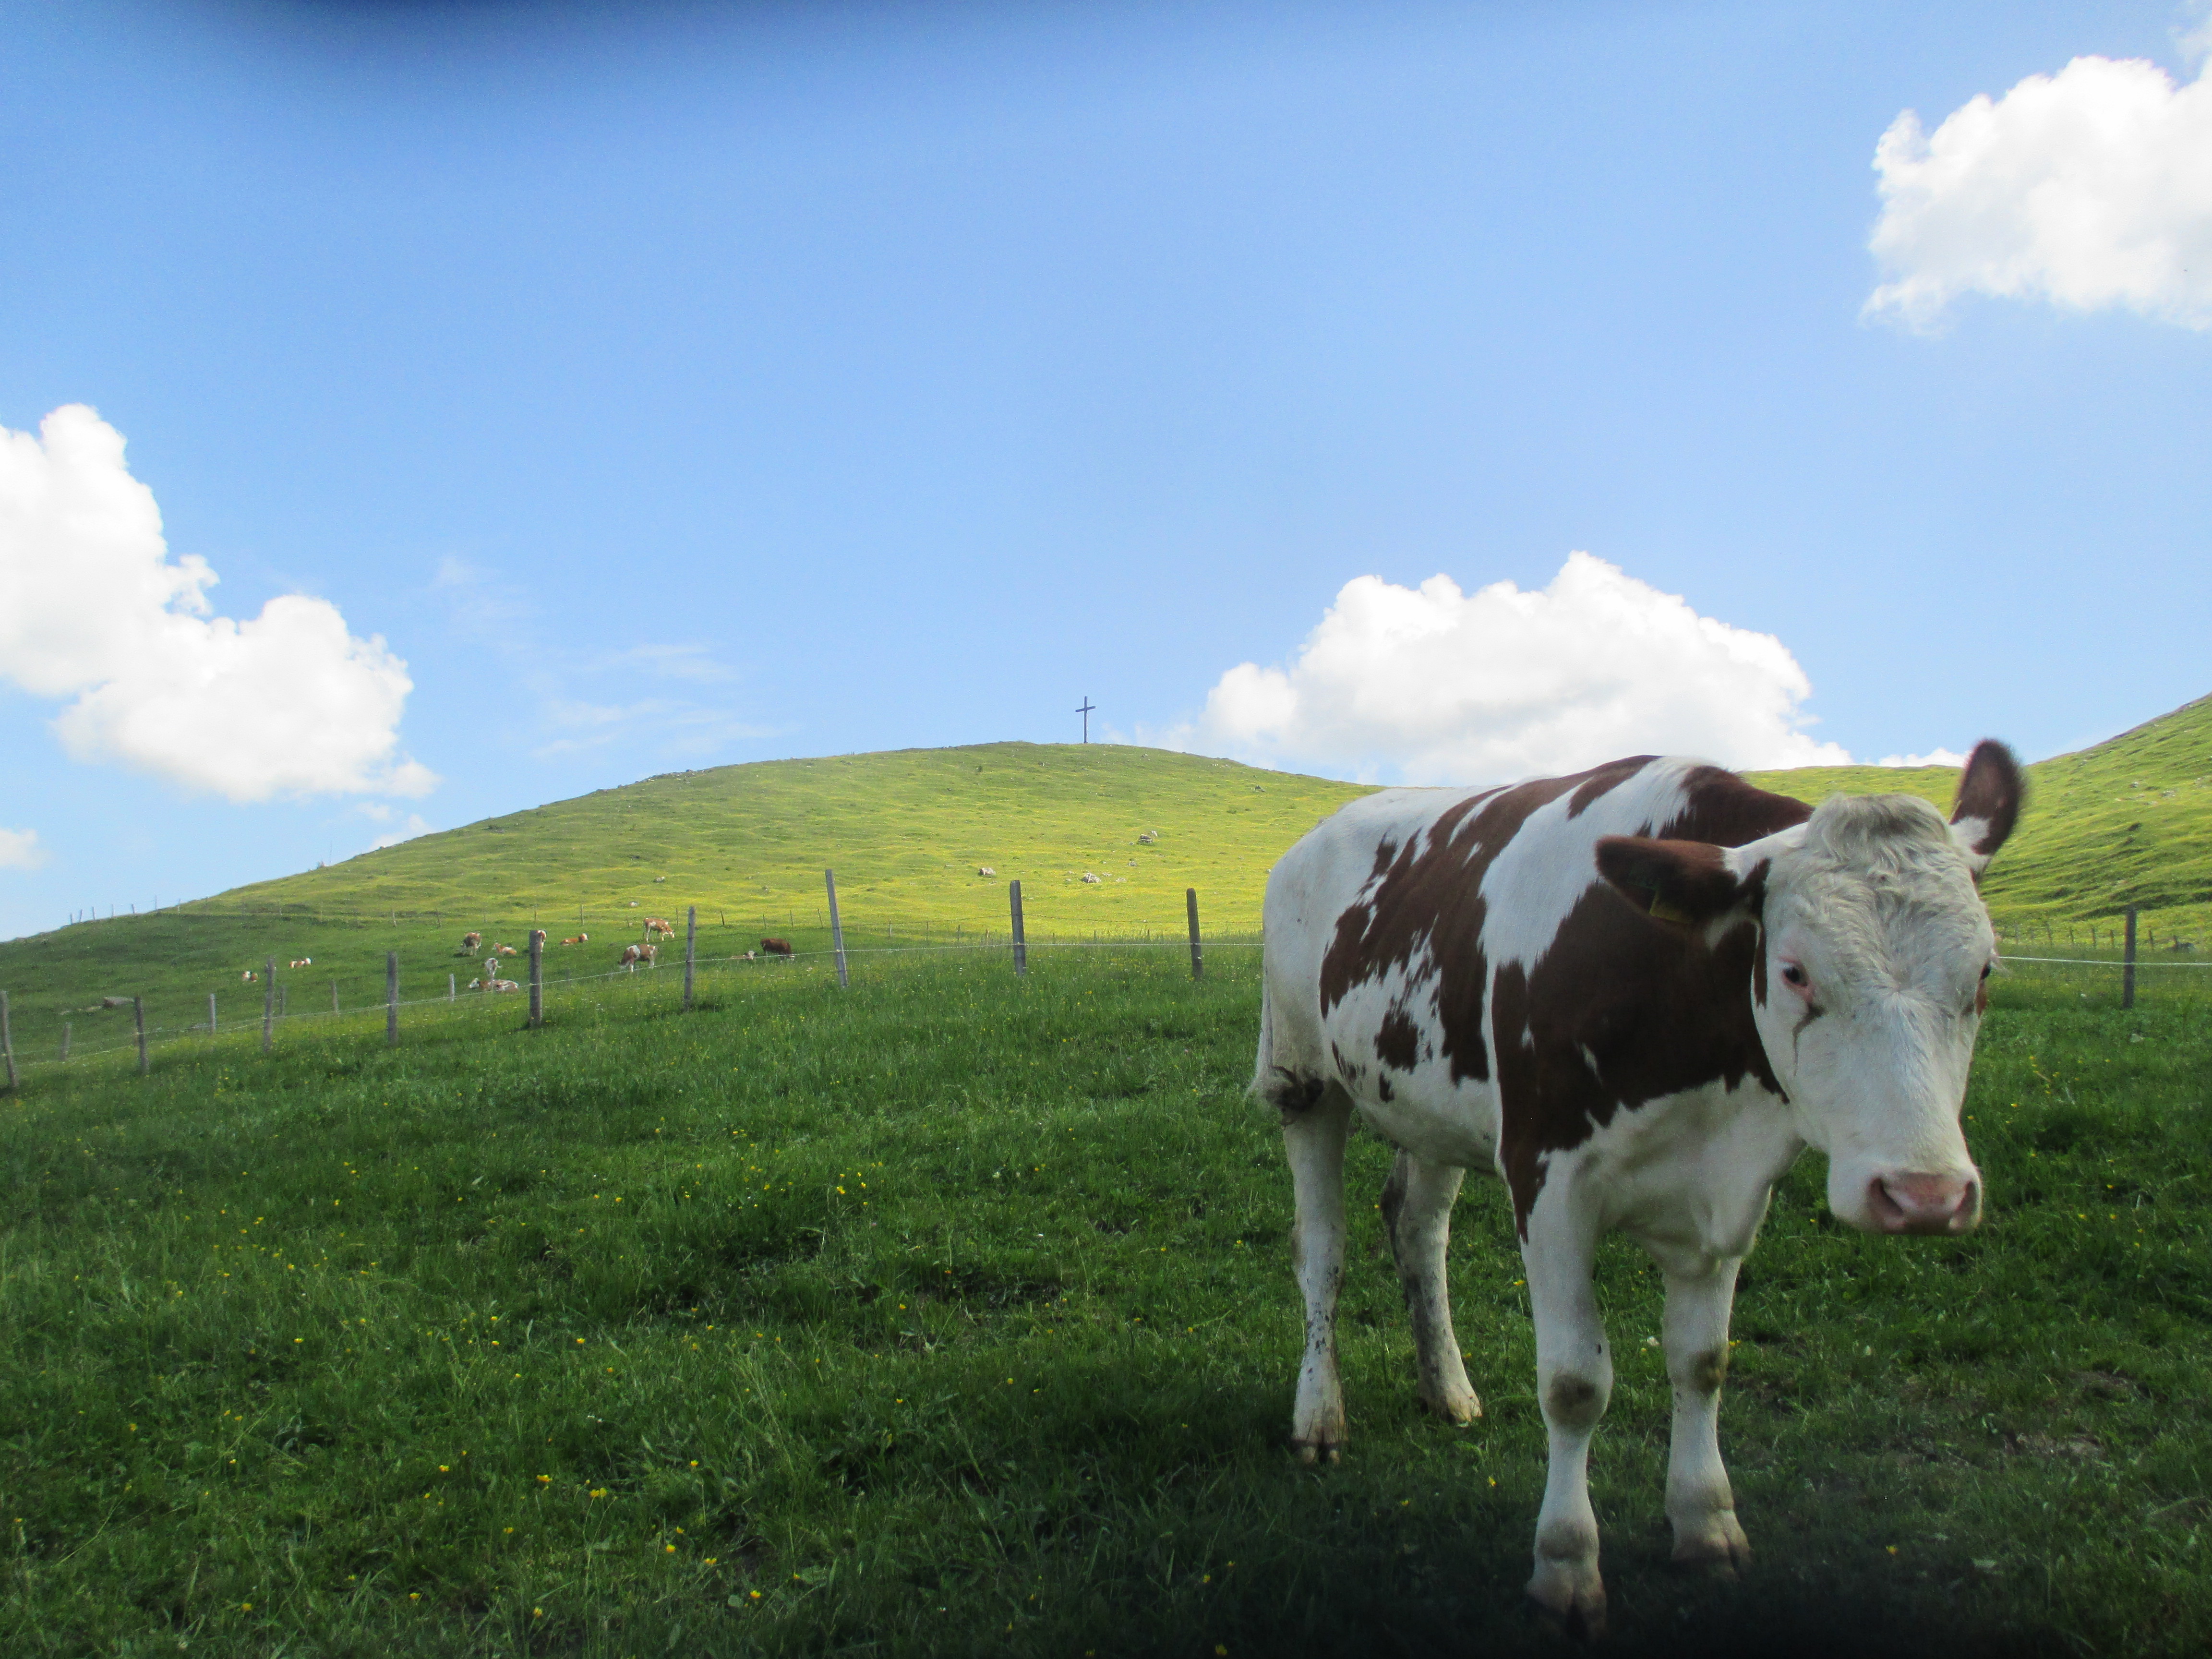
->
[1866, 1173, 1980, 1235]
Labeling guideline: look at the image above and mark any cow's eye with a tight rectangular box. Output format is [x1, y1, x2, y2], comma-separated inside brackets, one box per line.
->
[1979, 962, 1992, 981]
[1779, 962, 1809, 989]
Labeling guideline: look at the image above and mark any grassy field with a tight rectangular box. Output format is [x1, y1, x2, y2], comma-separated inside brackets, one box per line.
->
[0, 742, 1358, 1067]
[4, 944, 2208, 1657]
[4, 692, 2206, 1079]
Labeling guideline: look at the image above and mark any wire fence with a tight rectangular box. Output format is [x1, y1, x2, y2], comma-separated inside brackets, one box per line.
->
[9, 876, 2203, 1097]
[0, 930, 1262, 1085]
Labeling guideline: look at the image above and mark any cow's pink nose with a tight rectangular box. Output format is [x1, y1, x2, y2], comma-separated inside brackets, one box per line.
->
[1868, 1174, 1979, 1235]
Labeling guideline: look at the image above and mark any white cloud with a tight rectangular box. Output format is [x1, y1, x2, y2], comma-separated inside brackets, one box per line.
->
[1866, 53, 2212, 330]
[0, 827, 46, 870]
[370, 814, 434, 851]
[0, 405, 436, 802]
[1875, 747, 1967, 769]
[1159, 553, 1851, 786]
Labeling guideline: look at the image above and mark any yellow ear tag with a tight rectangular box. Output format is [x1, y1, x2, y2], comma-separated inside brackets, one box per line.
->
[1648, 896, 1695, 925]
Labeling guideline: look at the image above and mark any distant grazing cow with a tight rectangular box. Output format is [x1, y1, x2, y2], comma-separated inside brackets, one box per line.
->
[100, 996, 132, 1010]
[461, 931, 482, 951]
[289, 957, 312, 969]
[760, 937, 794, 957]
[495, 944, 518, 956]
[560, 933, 589, 946]
[240, 969, 258, 983]
[1256, 743, 2023, 1635]
[644, 916, 675, 938]
[977, 866, 997, 877]
[617, 943, 657, 970]
[1081, 872, 1102, 883]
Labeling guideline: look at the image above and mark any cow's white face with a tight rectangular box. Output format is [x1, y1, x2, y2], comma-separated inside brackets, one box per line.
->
[1596, 742, 2023, 1238]
[1747, 798, 1994, 1235]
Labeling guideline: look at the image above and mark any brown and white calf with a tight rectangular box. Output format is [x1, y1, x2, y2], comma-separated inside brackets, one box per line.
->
[1255, 744, 2022, 1635]
[643, 916, 675, 939]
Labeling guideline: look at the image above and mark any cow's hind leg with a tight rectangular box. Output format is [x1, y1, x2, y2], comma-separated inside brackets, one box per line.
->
[1380, 1150, 1480, 1424]
[1280, 1078, 1354, 1463]
[1660, 1259, 1751, 1575]
[1522, 1202, 1612, 1638]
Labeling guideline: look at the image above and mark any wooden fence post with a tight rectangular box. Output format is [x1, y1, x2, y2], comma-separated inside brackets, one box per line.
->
[448, 974, 456, 1003]
[134, 995, 148, 1076]
[387, 952, 400, 1045]
[208, 992, 217, 1035]
[60, 1022, 71, 1063]
[1010, 880, 1028, 977]
[262, 961, 275, 1054]
[0, 990, 14, 1092]
[2123, 905, 2138, 1010]
[826, 871, 849, 989]
[684, 906, 697, 1011]
[1186, 888, 1203, 981]
[529, 931, 545, 1028]
[332, 979, 340, 1014]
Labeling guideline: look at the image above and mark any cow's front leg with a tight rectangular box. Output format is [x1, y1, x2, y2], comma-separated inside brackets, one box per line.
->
[1284, 1084, 1354, 1463]
[1380, 1150, 1480, 1424]
[1523, 1208, 1611, 1638]
[1661, 1259, 1750, 1574]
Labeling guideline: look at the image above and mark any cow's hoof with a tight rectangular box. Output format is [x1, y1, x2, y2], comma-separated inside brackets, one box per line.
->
[1289, 1436, 1344, 1466]
[1419, 1385, 1482, 1426]
[1526, 1576, 1608, 1642]
[1671, 1517, 1751, 1581]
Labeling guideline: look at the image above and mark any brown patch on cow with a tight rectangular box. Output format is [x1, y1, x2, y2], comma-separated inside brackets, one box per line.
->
[1568, 758, 1656, 818]
[1375, 1006, 1422, 1072]
[1689, 1347, 1729, 1394]
[1545, 1372, 1604, 1429]
[1496, 881, 1784, 1239]
[1663, 766, 1814, 847]
[1975, 979, 1989, 1016]
[1950, 740, 2024, 858]
[1318, 766, 1655, 1088]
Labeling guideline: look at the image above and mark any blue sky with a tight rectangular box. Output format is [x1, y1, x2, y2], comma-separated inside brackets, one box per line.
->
[3, 0, 2209, 939]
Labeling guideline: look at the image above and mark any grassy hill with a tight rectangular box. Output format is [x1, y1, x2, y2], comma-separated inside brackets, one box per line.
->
[0, 744, 1370, 1061]
[1747, 691, 2212, 947]
[4, 694, 2207, 1069]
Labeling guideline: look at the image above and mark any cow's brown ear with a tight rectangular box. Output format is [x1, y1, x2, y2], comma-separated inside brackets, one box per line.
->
[1948, 739, 2024, 875]
[1596, 836, 1752, 926]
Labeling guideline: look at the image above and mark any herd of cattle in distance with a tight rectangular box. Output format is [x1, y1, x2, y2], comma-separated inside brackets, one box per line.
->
[439, 925, 799, 990]
[207, 924, 805, 1000]
[1256, 740, 2024, 1636]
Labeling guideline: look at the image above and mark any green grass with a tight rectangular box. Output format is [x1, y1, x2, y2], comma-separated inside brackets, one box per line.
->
[4, 947, 2209, 1657]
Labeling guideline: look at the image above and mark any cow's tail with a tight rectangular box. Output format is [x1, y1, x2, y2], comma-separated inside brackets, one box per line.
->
[1251, 969, 1326, 1118]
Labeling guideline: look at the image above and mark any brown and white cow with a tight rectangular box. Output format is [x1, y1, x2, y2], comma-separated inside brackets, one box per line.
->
[1255, 744, 2022, 1635]
[760, 937, 794, 958]
[643, 916, 675, 939]
[461, 931, 482, 952]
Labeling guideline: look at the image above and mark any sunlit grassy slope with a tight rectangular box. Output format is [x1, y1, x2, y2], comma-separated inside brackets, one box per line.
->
[4, 694, 2205, 1062]
[0, 745, 1372, 1056]
[226, 741, 1367, 937]
[1745, 691, 2212, 944]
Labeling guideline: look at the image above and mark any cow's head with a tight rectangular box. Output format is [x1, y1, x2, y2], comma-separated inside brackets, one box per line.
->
[1598, 741, 2023, 1237]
